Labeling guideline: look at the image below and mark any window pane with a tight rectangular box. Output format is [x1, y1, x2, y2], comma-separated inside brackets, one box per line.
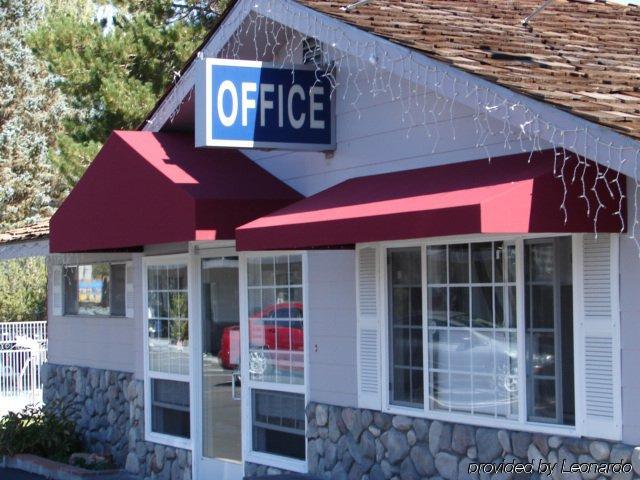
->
[530, 285, 554, 328]
[148, 264, 189, 375]
[448, 244, 469, 284]
[530, 332, 555, 376]
[252, 390, 305, 461]
[426, 245, 447, 284]
[450, 373, 472, 413]
[471, 286, 493, 328]
[248, 258, 261, 286]
[289, 255, 303, 285]
[429, 329, 448, 370]
[471, 242, 492, 284]
[77, 263, 110, 316]
[525, 237, 574, 426]
[427, 287, 447, 326]
[495, 286, 504, 328]
[494, 242, 504, 283]
[275, 256, 289, 285]
[110, 264, 126, 316]
[261, 257, 275, 286]
[507, 244, 516, 283]
[428, 241, 518, 419]
[508, 286, 517, 329]
[531, 379, 556, 420]
[151, 379, 190, 438]
[449, 330, 471, 372]
[387, 248, 423, 407]
[471, 330, 494, 373]
[248, 255, 304, 385]
[430, 371, 449, 410]
[473, 375, 496, 416]
[527, 243, 554, 282]
[63, 266, 78, 315]
[449, 287, 469, 327]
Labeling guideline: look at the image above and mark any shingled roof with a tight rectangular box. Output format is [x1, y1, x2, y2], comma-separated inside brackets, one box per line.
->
[0, 220, 50, 246]
[297, 0, 640, 139]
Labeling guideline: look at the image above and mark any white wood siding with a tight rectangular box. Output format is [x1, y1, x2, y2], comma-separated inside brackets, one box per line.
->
[47, 252, 144, 378]
[619, 177, 640, 444]
[307, 250, 358, 407]
[242, 56, 540, 196]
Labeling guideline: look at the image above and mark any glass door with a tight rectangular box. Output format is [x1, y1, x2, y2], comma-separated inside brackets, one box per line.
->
[199, 257, 243, 479]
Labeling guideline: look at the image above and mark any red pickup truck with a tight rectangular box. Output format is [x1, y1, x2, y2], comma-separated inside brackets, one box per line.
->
[219, 302, 303, 371]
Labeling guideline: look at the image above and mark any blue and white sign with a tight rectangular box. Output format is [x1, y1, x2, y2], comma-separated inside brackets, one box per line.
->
[196, 58, 335, 150]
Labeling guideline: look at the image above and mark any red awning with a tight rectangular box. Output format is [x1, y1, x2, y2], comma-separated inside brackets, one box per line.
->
[50, 131, 302, 253]
[236, 150, 625, 251]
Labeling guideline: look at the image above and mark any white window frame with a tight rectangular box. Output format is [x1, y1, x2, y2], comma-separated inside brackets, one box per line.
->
[62, 261, 129, 318]
[378, 233, 584, 437]
[142, 253, 193, 450]
[239, 251, 309, 474]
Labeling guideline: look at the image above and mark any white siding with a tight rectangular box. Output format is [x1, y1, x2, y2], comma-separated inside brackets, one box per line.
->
[242, 59, 541, 197]
[47, 252, 144, 378]
[307, 250, 358, 407]
[619, 177, 640, 443]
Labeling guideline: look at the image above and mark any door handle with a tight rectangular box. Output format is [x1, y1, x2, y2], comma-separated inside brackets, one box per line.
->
[232, 370, 241, 400]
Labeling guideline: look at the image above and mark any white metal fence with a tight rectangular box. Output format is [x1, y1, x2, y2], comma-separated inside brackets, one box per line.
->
[0, 321, 48, 415]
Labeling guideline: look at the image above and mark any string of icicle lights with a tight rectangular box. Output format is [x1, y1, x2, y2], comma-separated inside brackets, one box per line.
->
[150, 0, 640, 254]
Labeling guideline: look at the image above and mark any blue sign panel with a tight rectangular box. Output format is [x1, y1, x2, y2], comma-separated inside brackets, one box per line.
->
[195, 58, 335, 150]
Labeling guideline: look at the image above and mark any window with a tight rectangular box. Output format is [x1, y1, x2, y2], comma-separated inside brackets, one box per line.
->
[245, 254, 306, 465]
[252, 390, 306, 460]
[63, 263, 126, 316]
[388, 247, 423, 407]
[426, 242, 518, 419]
[151, 379, 190, 439]
[247, 255, 304, 385]
[383, 236, 575, 429]
[145, 261, 190, 444]
[525, 237, 574, 425]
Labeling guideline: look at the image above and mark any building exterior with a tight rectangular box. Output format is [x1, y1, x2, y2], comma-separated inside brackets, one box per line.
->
[43, 1, 640, 479]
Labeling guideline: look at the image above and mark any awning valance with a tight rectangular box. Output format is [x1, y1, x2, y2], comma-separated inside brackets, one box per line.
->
[236, 151, 625, 251]
[50, 131, 302, 253]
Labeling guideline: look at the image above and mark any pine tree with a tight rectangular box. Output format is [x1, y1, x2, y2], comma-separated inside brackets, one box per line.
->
[0, 1, 67, 228]
[30, 0, 228, 189]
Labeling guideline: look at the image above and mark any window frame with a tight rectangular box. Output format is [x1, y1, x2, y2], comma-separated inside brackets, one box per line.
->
[239, 251, 309, 474]
[62, 261, 128, 318]
[378, 233, 582, 437]
[142, 254, 193, 450]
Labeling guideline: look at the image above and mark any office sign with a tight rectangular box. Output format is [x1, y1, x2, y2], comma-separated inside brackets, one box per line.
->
[196, 58, 335, 150]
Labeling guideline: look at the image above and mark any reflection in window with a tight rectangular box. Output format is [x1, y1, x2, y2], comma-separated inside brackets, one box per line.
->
[387, 248, 423, 407]
[63, 263, 126, 316]
[252, 390, 305, 460]
[246, 254, 306, 463]
[147, 264, 189, 376]
[151, 379, 190, 438]
[146, 262, 191, 442]
[426, 242, 518, 418]
[525, 237, 574, 426]
[201, 257, 241, 461]
[247, 255, 304, 385]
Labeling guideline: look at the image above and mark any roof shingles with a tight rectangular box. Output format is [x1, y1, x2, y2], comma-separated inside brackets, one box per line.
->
[297, 0, 640, 139]
[0, 220, 50, 246]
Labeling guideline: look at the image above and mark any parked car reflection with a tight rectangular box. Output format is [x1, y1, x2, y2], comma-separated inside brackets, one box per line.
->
[219, 303, 303, 380]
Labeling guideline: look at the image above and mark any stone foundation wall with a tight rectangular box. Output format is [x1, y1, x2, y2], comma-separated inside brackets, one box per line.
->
[42, 363, 192, 480]
[307, 402, 640, 480]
